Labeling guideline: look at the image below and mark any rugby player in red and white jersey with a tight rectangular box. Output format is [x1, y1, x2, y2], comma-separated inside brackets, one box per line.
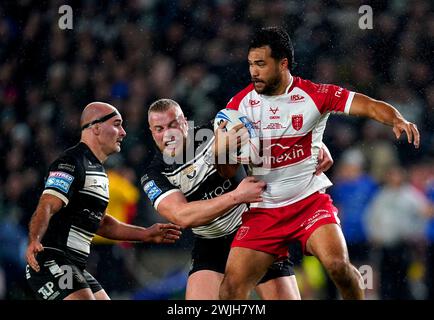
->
[219, 27, 420, 300]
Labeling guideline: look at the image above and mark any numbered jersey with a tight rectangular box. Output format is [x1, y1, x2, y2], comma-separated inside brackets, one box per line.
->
[226, 76, 355, 208]
[41, 142, 109, 269]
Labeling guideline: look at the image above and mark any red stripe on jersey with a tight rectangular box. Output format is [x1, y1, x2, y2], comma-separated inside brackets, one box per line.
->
[260, 132, 312, 169]
[226, 83, 255, 110]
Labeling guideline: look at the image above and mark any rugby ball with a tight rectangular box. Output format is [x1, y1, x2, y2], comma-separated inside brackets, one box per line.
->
[213, 109, 261, 164]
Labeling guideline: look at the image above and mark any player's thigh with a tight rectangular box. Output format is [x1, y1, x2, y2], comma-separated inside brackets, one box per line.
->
[64, 271, 108, 300]
[306, 223, 350, 264]
[82, 270, 109, 300]
[94, 289, 110, 300]
[186, 270, 224, 300]
[187, 232, 235, 299]
[223, 247, 275, 287]
[255, 275, 301, 300]
[64, 288, 95, 300]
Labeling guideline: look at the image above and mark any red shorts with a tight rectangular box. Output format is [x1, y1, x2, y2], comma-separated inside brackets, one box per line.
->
[231, 192, 340, 260]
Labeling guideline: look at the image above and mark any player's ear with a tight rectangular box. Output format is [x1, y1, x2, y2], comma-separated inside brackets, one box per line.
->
[182, 116, 188, 127]
[184, 118, 189, 131]
[280, 58, 288, 71]
[92, 123, 101, 135]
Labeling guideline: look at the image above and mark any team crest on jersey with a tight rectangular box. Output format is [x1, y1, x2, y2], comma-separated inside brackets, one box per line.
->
[182, 165, 197, 179]
[291, 114, 303, 131]
[236, 226, 250, 240]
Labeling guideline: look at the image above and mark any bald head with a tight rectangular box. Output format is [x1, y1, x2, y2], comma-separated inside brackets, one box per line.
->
[79, 101, 126, 162]
[80, 102, 119, 128]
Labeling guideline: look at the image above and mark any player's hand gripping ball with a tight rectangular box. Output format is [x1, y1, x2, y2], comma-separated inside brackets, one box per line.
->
[214, 109, 261, 164]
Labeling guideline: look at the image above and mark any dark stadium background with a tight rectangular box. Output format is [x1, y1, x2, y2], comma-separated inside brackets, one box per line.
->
[0, 0, 433, 300]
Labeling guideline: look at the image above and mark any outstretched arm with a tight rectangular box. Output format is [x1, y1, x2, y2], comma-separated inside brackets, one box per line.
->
[156, 176, 265, 228]
[96, 215, 181, 244]
[349, 93, 420, 148]
[26, 194, 64, 272]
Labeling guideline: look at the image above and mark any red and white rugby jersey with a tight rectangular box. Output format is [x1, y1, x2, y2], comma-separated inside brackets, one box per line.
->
[226, 76, 355, 208]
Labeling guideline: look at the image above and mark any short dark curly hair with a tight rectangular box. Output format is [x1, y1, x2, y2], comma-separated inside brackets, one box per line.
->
[249, 26, 295, 72]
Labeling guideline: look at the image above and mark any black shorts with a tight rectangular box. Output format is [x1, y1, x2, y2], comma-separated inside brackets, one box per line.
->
[26, 249, 102, 300]
[189, 231, 295, 284]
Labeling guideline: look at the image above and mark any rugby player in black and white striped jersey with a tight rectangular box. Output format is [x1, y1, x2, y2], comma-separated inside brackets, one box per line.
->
[25, 102, 181, 300]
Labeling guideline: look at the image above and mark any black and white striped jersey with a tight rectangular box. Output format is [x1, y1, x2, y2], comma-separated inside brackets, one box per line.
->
[41, 142, 109, 269]
[141, 123, 247, 239]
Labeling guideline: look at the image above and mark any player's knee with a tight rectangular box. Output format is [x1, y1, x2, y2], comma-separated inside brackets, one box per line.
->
[324, 257, 352, 281]
[219, 277, 236, 299]
[219, 276, 246, 299]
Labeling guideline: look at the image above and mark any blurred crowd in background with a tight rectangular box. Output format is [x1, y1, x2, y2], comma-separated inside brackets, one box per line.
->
[0, 0, 433, 299]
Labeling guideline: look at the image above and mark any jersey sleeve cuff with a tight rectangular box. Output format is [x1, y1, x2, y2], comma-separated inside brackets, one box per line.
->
[42, 189, 69, 206]
[344, 91, 355, 114]
[154, 189, 182, 210]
